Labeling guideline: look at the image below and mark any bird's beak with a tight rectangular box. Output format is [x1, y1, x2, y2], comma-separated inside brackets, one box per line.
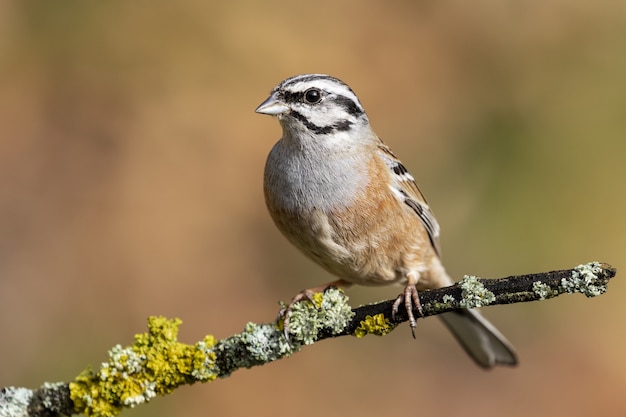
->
[255, 93, 289, 115]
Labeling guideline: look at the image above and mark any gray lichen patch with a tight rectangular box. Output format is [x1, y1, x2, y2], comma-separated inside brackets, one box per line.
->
[288, 288, 354, 345]
[459, 275, 496, 308]
[0, 386, 33, 417]
[560, 262, 607, 297]
[532, 281, 554, 300]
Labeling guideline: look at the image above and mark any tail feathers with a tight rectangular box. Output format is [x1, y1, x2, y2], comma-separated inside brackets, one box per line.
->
[439, 309, 518, 368]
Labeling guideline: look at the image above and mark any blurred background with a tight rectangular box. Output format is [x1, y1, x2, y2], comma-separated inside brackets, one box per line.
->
[1, 0, 625, 416]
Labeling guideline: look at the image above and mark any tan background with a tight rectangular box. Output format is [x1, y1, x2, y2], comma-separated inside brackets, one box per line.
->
[1, 1, 625, 416]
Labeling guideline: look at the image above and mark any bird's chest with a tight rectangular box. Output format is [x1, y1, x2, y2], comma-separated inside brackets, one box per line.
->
[263, 143, 370, 264]
[264, 143, 367, 213]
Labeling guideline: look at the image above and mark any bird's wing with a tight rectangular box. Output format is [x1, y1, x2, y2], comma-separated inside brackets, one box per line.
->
[377, 142, 442, 257]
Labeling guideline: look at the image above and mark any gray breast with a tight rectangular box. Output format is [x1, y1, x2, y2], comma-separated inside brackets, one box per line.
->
[264, 138, 367, 214]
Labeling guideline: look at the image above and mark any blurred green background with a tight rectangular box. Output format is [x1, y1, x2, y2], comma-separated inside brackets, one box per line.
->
[1, 1, 625, 416]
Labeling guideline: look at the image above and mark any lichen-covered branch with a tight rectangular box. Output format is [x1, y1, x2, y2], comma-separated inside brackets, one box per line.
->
[344, 261, 615, 338]
[0, 262, 616, 417]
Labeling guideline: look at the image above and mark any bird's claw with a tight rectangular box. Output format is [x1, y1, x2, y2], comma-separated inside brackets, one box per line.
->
[277, 290, 316, 340]
[392, 284, 423, 338]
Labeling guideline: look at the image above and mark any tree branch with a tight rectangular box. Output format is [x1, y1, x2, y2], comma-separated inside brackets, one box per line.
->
[0, 262, 616, 417]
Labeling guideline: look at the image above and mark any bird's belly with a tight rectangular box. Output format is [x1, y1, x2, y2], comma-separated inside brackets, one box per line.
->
[270, 203, 431, 287]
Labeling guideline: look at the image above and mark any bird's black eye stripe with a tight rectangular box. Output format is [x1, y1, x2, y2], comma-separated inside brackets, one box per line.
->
[281, 90, 363, 118]
[333, 95, 363, 117]
[282, 89, 324, 105]
[282, 91, 302, 105]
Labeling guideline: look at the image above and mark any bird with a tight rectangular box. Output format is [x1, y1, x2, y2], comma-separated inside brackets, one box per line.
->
[256, 74, 517, 368]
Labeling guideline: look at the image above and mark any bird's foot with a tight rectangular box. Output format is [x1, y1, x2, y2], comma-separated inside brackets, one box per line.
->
[392, 284, 424, 338]
[278, 289, 315, 339]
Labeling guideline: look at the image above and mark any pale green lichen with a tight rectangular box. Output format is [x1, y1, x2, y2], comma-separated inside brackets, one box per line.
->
[318, 288, 354, 333]
[214, 322, 300, 377]
[0, 386, 32, 417]
[241, 322, 294, 362]
[69, 316, 218, 417]
[442, 294, 456, 304]
[286, 287, 354, 345]
[459, 275, 496, 308]
[532, 281, 554, 300]
[287, 299, 324, 345]
[560, 262, 607, 297]
[429, 293, 458, 311]
[214, 288, 353, 374]
[354, 314, 397, 337]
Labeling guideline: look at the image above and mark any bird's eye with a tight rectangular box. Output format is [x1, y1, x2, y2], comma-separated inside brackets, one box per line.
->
[304, 88, 322, 104]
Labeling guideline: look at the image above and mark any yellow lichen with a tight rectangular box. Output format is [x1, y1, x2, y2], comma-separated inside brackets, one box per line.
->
[354, 314, 397, 338]
[311, 292, 324, 308]
[70, 317, 218, 417]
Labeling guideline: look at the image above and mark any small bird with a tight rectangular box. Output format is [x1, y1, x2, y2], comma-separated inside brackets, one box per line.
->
[256, 74, 517, 368]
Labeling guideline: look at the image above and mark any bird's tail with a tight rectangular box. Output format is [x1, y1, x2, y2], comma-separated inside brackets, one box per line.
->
[438, 309, 518, 368]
